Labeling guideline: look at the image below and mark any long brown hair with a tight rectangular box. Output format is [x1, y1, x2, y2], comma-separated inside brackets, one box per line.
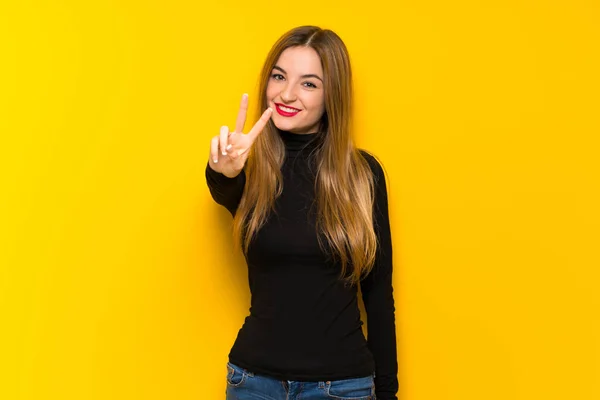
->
[233, 26, 377, 285]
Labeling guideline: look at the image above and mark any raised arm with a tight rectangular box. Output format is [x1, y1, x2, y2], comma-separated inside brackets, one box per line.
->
[205, 161, 247, 216]
[205, 93, 272, 215]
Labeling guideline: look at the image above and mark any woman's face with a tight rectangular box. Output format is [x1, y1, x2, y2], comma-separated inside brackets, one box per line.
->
[266, 46, 325, 135]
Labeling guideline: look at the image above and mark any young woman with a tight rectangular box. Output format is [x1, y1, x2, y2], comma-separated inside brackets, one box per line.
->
[206, 25, 398, 400]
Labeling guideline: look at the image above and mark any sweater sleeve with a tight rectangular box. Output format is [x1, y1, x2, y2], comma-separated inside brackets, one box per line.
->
[204, 160, 247, 216]
[359, 150, 399, 400]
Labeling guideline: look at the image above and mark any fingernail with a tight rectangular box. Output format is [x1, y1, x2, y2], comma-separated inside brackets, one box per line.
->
[213, 159, 218, 163]
[243, 93, 248, 98]
[222, 151, 227, 155]
[226, 144, 232, 150]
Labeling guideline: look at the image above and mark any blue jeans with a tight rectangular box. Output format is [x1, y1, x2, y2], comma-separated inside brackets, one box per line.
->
[225, 362, 376, 400]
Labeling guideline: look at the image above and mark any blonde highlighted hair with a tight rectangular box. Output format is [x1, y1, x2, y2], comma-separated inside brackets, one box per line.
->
[233, 26, 378, 285]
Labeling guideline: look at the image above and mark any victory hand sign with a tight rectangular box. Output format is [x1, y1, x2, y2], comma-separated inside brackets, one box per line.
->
[208, 94, 273, 178]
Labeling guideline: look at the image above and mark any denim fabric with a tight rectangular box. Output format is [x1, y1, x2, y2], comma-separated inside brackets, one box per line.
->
[225, 362, 376, 400]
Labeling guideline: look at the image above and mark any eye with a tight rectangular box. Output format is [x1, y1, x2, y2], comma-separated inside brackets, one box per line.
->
[271, 73, 285, 80]
[303, 82, 318, 89]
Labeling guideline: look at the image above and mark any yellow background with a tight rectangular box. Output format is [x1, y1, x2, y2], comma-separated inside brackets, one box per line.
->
[1, 1, 599, 399]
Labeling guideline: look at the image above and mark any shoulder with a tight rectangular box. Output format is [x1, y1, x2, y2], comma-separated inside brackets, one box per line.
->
[357, 149, 390, 214]
[357, 148, 385, 181]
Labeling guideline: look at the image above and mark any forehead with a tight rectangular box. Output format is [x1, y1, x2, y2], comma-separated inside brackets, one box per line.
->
[275, 46, 323, 75]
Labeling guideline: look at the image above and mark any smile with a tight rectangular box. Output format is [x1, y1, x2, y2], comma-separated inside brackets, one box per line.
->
[275, 103, 301, 117]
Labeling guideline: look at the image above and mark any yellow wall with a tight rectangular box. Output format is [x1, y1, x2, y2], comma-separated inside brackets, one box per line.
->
[1, 1, 598, 399]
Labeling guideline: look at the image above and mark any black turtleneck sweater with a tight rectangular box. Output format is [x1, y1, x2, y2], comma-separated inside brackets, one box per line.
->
[205, 129, 398, 399]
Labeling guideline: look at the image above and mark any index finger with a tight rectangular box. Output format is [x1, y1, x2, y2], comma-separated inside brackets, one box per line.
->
[246, 107, 273, 141]
[234, 93, 249, 133]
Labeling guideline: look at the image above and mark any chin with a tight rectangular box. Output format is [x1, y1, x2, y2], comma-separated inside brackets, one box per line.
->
[273, 119, 297, 132]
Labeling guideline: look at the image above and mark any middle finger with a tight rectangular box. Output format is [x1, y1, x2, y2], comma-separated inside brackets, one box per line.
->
[235, 93, 249, 133]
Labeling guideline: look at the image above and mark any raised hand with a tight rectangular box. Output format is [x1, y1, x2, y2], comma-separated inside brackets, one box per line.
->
[208, 94, 273, 178]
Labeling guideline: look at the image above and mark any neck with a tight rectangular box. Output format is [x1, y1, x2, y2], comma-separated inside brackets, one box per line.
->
[278, 128, 321, 154]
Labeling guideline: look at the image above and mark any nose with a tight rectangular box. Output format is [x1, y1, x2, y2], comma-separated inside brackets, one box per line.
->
[280, 83, 297, 103]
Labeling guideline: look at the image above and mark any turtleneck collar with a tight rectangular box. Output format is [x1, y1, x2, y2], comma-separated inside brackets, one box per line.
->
[278, 129, 321, 154]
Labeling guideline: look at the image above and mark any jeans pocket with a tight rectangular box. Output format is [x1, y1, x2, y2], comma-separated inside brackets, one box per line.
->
[226, 362, 247, 387]
[326, 375, 375, 400]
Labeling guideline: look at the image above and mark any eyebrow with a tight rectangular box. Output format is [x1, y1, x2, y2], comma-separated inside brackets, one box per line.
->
[273, 65, 323, 83]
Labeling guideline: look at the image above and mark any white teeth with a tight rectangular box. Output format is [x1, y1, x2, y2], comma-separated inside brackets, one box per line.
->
[279, 106, 299, 113]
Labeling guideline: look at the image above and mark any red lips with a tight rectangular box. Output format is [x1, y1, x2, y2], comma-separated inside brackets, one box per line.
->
[274, 103, 301, 117]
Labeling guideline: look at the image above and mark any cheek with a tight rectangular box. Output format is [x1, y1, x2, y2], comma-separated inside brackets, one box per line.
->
[304, 93, 324, 111]
[307, 95, 325, 116]
[265, 83, 277, 101]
